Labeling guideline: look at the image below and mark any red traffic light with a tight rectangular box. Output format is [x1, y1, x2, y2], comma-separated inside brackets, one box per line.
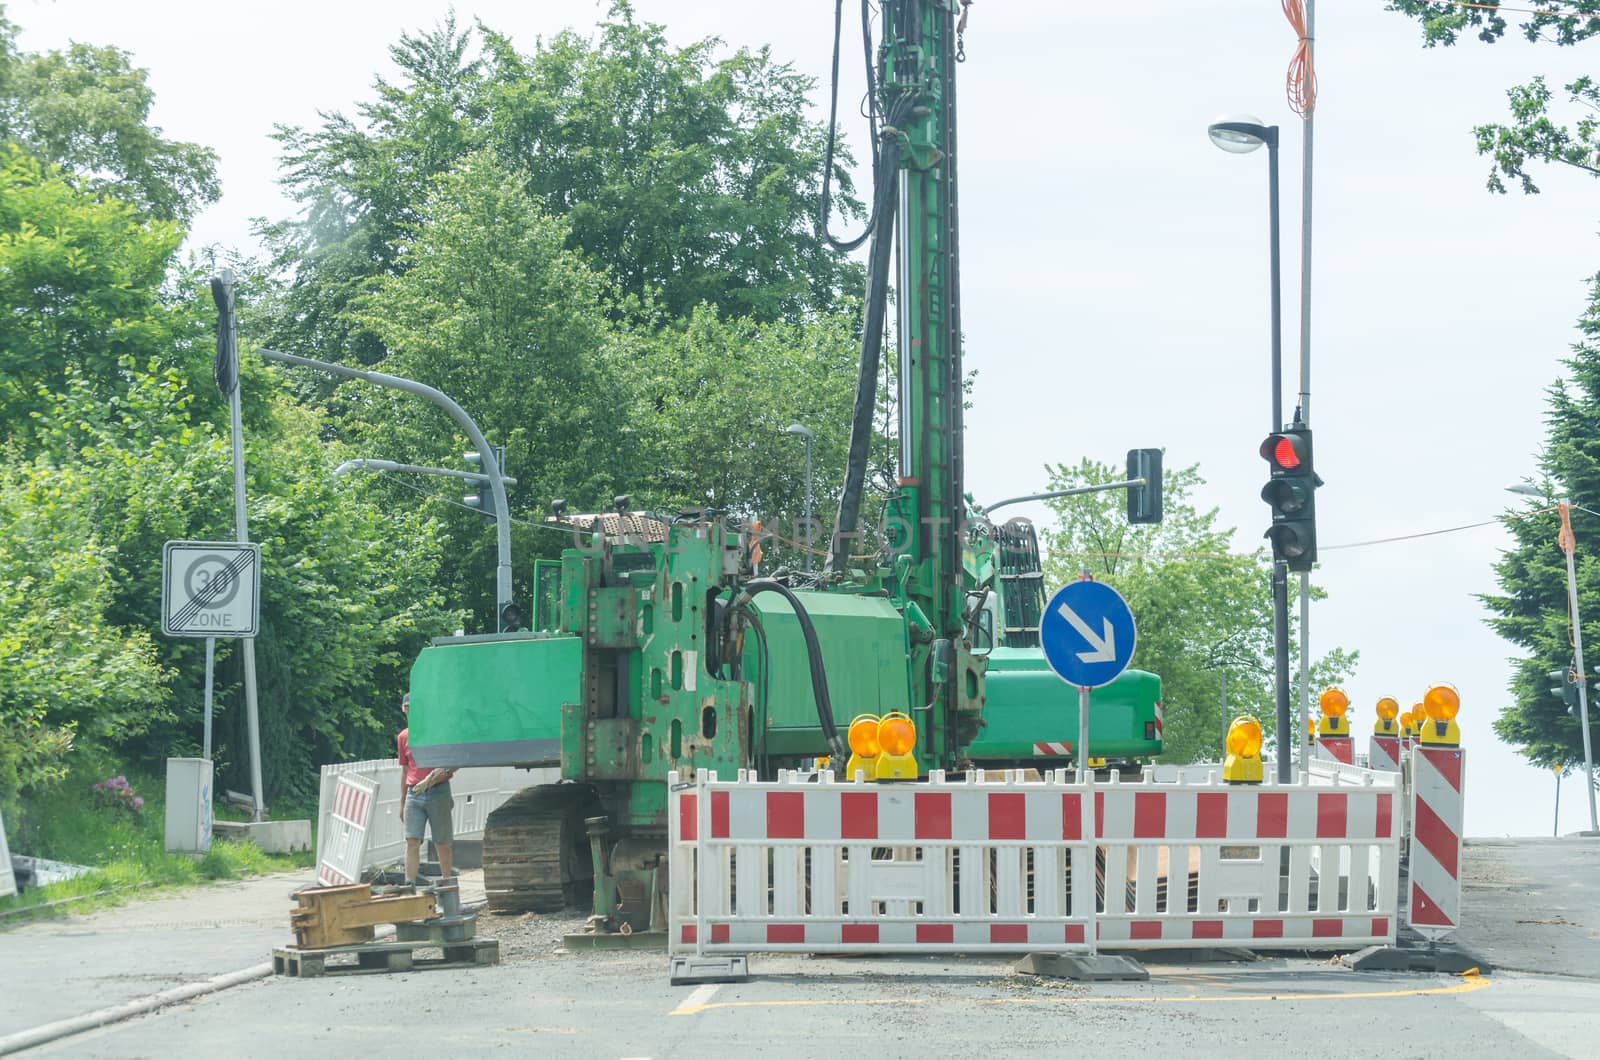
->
[1260, 432, 1308, 471]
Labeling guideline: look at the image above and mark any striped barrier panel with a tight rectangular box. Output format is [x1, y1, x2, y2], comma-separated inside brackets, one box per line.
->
[317, 773, 378, 886]
[1315, 736, 1354, 766]
[668, 766, 1400, 958]
[0, 808, 15, 898]
[1368, 735, 1401, 774]
[1407, 746, 1464, 940]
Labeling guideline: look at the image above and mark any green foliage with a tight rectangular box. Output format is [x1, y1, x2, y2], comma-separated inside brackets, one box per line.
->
[1386, 1, 1600, 48]
[0, 457, 166, 812]
[0, 147, 206, 436]
[1485, 272, 1600, 767]
[260, 1, 862, 366]
[0, 14, 219, 222]
[1389, 0, 1600, 766]
[1039, 459, 1355, 763]
[1474, 76, 1600, 195]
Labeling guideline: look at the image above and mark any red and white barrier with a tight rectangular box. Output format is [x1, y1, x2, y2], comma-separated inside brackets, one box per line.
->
[1407, 746, 1464, 939]
[317, 773, 378, 886]
[1368, 734, 1402, 774]
[668, 765, 1400, 959]
[1315, 735, 1354, 766]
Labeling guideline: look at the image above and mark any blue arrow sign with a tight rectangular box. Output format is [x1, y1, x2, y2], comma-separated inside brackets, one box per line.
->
[1039, 580, 1137, 689]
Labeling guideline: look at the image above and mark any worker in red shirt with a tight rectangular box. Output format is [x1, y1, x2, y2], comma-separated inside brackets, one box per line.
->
[397, 693, 456, 885]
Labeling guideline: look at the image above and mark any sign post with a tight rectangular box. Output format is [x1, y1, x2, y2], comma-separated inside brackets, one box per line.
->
[1038, 578, 1137, 772]
[162, 540, 261, 791]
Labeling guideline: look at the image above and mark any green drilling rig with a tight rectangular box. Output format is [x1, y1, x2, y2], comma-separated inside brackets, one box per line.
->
[406, 0, 1164, 928]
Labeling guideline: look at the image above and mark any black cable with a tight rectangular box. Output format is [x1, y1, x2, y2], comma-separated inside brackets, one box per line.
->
[742, 609, 772, 777]
[820, 0, 893, 253]
[827, 110, 904, 574]
[722, 579, 844, 759]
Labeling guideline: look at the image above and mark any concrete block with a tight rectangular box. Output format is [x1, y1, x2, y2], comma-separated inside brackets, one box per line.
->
[669, 955, 750, 985]
[1341, 944, 1490, 974]
[1016, 952, 1149, 981]
[212, 819, 312, 854]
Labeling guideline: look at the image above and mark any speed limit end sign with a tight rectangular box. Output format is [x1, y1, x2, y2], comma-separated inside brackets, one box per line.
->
[161, 541, 261, 637]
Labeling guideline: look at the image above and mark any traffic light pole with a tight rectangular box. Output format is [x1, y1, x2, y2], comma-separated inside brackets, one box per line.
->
[212, 271, 266, 821]
[1265, 129, 1294, 784]
[1272, 560, 1293, 783]
[1560, 503, 1598, 832]
[259, 349, 514, 631]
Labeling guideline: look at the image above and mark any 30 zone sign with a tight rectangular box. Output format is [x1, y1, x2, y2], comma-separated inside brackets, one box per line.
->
[161, 541, 261, 638]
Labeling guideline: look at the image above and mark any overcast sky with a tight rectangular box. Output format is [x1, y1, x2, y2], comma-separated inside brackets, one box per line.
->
[15, 0, 1598, 835]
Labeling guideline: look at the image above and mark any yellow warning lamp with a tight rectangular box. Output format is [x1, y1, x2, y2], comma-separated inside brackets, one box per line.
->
[1420, 683, 1461, 747]
[874, 711, 920, 780]
[1318, 687, 1350, 737]
[1223, 714, 1265, 784]
[1409, 704, 1427, 738]
[1373, 696, 1400, 736]
[845, 714, 881, 781]
[1305, 715, 1316, 745]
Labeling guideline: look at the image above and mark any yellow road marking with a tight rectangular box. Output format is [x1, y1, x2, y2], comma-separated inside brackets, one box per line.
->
[669, 972, 1490, 1016]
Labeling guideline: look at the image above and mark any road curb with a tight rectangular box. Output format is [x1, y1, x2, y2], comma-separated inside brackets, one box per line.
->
[0, 962, 273, 1056]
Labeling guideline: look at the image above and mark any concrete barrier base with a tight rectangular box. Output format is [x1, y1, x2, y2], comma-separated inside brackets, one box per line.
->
[213, 819, 312, 854]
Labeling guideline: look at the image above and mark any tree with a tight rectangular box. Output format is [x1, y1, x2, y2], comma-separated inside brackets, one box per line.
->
[0, 457, 165, 814]
[346, 150, 871, 625]
[1039, 459, 1356, 763]
[260, 2, 863, 370]
[1388, 0, 1600, 766]
[0, 147, 212, 438]
[1486, 279, 1600, 768]
[0, 15, 219, 223]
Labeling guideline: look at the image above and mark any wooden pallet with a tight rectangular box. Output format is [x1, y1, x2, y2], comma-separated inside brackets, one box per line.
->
[272, 937, 499, 978]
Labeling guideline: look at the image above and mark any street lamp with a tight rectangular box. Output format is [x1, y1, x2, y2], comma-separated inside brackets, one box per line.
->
[1509, 481, 1598, 832]
[785, 424, 815, 571]
[1209, 112, 1292, 783]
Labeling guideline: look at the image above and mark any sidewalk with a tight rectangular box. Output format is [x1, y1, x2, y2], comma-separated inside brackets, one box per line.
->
[0, 869, 489, 1039]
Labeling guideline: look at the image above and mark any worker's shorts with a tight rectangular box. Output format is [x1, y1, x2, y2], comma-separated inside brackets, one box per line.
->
[403, 783, 454, 845]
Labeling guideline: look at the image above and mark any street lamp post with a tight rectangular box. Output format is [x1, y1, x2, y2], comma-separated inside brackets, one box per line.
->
[786, 424, 815, 571]
[1510, 483, 1598, 832]
[1209, 114, 1293, 783]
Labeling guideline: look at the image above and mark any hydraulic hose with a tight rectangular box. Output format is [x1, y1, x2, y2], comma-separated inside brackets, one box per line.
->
[723, 579, 845, 759]
[827, 99, 910, 574]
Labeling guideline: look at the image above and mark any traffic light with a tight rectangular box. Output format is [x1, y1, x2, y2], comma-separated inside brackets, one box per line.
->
[463, 450, 496, 521]
[1550, 664, 1580, 715]
[1126, 448, 1163, 525]
[1259, 425, 1319, 571]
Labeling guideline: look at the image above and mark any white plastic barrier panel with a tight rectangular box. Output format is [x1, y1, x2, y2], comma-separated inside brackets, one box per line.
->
[316, 761, 555, 876]
[0, 809, 15, 898]
[1407, 746, 1464, 939]
[317, 773, 378, 886]
[669, 765, 1401, 958]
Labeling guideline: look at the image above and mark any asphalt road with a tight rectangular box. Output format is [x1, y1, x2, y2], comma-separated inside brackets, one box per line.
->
[5, 841, 1600, 1059]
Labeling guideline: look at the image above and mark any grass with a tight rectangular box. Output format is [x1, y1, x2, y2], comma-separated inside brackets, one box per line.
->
[1, 770, 314, 924]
